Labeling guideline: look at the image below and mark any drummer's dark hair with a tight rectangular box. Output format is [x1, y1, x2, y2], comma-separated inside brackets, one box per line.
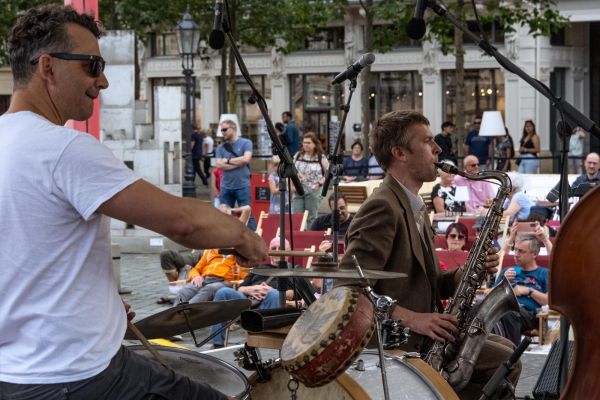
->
[9, 4, 103, 88]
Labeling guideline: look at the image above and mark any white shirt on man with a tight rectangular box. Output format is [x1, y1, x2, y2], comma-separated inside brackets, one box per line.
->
[0, 111, 139, 383]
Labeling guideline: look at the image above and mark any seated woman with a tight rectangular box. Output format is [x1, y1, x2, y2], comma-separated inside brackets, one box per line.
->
[445, 222, 469, 251]
[431, 160, 466, 214]
[503, 172, 534, 223]
[343, 140, 368, 181]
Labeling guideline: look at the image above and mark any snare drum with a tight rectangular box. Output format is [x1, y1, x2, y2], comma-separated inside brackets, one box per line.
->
[128, 345, 250, 399]
[281, 286, 375, 387]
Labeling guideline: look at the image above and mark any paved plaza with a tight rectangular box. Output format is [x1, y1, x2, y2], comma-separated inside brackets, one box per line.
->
[119, 251, 553, 399]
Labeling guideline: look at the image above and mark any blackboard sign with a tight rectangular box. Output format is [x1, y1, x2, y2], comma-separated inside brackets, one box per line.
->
[255, 186, 271, 201]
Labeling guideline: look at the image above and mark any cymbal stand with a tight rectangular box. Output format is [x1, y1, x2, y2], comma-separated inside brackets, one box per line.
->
[178, 305, 200, 346]
[351, 255, 397, 400]
[234, 344, 273, 383]
[194, 317, 238, 348]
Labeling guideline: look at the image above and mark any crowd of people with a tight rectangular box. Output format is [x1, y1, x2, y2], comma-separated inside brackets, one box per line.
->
[2, 5, 594, 400]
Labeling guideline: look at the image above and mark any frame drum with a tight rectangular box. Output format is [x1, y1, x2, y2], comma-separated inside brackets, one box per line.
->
[281, 286, 375, 387]
[128, 345, 250, 399]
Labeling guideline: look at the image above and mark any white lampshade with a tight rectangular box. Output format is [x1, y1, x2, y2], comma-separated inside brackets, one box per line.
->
[479, 111, 505, 137]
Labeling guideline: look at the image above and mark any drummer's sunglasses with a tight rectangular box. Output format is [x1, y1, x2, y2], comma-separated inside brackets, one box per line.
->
[30, 53, 106, 78]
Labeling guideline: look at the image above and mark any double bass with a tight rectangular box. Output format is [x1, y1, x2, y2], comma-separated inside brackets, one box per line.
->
[550, 185, 600, 399]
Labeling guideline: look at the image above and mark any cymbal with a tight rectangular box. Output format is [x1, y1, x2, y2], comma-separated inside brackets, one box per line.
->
[124, 299, 251, 340]
[268, 250, 329, 257]
[251, 267, 406, 280]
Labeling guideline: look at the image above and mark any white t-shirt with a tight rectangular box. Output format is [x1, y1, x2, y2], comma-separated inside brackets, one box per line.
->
[0, 111, 140, 383]
[203, 135, 214, 154]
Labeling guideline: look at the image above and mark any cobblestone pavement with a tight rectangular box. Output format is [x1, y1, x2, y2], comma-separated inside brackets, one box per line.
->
[119, 253, 550, 399]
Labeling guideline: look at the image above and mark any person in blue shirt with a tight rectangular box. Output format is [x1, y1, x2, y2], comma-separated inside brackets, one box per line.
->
[494, 233, 549, 346]
[464, 116, 492, 170]
[282, 111, 301, 156]
[343, 140, 368, 181]
[215, 119, 256, 230]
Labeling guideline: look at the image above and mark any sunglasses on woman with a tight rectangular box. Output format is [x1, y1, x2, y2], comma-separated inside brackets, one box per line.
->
[30, 53, 106, 78]
[448, 234, 466, 240]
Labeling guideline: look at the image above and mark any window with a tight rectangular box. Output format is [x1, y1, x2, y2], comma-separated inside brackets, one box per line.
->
[150, 32, 179, 57]
[377, 71, 423, 117]
[443, 69, 504, 123]
[303, 27, 344, 51]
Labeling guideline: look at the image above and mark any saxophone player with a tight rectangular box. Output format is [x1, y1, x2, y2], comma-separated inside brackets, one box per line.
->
[338, 110, 520, 400]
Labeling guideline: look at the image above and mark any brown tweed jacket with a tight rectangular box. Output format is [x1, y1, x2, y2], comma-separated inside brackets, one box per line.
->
[339, 175, 458, 353]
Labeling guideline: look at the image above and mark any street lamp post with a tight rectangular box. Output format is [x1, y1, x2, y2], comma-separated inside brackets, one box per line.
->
[176, 7, 201, 198]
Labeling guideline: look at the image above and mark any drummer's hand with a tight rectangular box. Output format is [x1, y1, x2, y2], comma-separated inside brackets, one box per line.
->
[403, 311, 458, 343]
[191, 275, 204, 287]
[123, 302, 136, 321]
[233, 231, 268, 266]
[483, 246, 499, 275]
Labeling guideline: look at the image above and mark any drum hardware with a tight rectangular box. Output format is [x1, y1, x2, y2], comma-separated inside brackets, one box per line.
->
[478, 337, 531, 400]
[234, 344, 275, 383]
[194, 317, 239, 348]
[352, 255, 397, 400]
[123, 299, 251, 342]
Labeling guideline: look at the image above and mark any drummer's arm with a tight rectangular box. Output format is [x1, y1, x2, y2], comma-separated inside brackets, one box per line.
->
[97, 180, 266, 264]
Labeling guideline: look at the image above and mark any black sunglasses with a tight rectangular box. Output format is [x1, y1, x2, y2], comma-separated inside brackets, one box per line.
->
[30, 53, 106, 78]
[448, 233, 466, 240]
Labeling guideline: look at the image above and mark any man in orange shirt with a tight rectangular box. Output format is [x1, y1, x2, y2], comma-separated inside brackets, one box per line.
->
[174, 248, 248, 305]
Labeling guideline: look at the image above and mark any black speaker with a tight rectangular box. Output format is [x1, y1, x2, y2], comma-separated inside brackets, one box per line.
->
[532, 339, 574, 400]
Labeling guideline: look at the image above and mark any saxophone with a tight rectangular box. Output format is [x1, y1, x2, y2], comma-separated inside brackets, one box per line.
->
[424, 162, 519, 391]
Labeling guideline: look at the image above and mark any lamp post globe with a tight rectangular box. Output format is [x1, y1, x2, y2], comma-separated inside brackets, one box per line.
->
[176, 7, 200, 198]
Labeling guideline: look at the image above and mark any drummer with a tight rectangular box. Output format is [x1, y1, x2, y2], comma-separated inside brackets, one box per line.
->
[0, 5, 265, 400]
[337, 111, 519, 400]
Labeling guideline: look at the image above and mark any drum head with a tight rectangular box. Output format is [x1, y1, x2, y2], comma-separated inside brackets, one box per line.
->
[128, 345, 249, 398]
[281, 286, 357, 361]
[345, 351, 458, 400]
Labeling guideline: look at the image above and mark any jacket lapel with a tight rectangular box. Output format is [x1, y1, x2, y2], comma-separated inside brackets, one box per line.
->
[384, 176, 429, 275]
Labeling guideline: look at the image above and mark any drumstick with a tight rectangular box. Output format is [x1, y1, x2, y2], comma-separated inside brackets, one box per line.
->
[127, 320, 168, 367]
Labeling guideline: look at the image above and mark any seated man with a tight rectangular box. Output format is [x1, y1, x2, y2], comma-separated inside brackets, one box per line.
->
[571, 152, 600, 190]
[310, 194, 353, 236]
[174, 248, 246, 305]
[494, 233, 549, 346]
[158, 249, 199, 303]
[209, 237, 296, 348]
[454, 155, 495, 212]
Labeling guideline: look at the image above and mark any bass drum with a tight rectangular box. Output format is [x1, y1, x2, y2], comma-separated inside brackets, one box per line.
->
[128, 345, 250, 399]
[251, 350, 458, 400]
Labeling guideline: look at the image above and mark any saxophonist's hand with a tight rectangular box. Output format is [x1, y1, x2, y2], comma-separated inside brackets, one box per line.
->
[483, 246, 500, 275]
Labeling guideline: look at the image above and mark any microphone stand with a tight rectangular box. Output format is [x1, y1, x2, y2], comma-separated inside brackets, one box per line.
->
[421, 1, 599, 393]
[321, 77, 358, 274]
[222, 21, 304, 308]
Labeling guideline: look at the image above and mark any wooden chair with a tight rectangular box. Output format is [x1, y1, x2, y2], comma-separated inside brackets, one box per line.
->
[257, 211, 308, 245]
[338, 185, 369, 213]
[420, 193, 435, 213]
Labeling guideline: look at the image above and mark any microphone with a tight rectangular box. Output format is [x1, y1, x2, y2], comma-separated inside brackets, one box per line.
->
[406, 0, 428, 40]
[208, 0, 225, 50]
[331, 53, 375, 85]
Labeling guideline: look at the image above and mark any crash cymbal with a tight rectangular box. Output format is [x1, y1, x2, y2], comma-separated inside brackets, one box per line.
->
[251, 267, 406, 280]
[124, 299, 251, 340]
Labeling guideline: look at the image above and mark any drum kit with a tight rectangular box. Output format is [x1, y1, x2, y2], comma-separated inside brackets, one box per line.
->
[126, 251, 459, 399]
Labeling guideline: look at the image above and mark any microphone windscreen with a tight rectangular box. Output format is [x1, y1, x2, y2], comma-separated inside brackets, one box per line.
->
[406, 19, 426, 40]
[208, 30, 225, 50]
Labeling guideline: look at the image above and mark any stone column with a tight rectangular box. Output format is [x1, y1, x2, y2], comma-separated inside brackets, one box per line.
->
[420, 39, 442, 133]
